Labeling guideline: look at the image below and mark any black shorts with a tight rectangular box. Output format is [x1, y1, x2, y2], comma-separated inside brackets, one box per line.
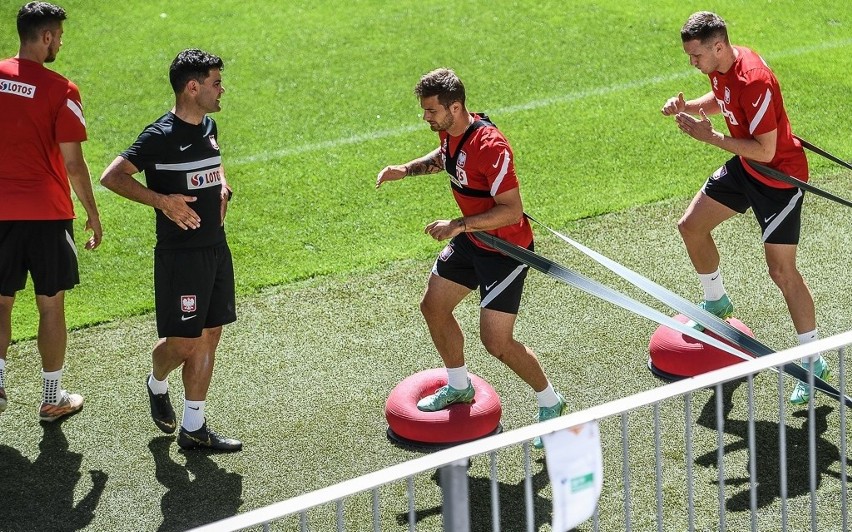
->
[154, 243, 236, 338]
[432, 234, 531, 314]
[703, 157, 804, 244]
[0, 220, 79, 297]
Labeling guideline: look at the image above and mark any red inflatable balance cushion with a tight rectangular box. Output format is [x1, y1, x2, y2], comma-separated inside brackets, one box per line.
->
[385, 368, 502, 445]
[649, 314, 754, 379]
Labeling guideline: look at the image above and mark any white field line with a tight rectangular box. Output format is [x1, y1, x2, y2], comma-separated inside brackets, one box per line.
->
[231, 38, 852, 166]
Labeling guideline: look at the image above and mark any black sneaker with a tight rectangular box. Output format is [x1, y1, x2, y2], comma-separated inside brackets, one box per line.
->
[146, 374, 176, 434]
[177, 422, 242, 452]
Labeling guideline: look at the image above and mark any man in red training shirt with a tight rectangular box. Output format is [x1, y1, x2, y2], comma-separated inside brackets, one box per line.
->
[0, 2, 102, 421]
[377, 68, 565, 449]
[662, 11, 826, 404]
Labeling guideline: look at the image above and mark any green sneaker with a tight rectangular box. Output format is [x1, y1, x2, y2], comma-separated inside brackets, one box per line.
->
[416, 380, 475, 412]
[790, 357, 830, 405]
[689, 294, 734, 331]
[533, 393, 567, 449]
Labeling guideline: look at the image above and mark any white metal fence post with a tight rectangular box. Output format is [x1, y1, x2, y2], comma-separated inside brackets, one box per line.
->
[440, 458, 470, 532]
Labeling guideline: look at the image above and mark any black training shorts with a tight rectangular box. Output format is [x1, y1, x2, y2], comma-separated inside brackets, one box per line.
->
[432, 233, 531, 314]
[154, 243, 236, 338]
[0, 220, 79, 297]
[703, 156, 804, 245]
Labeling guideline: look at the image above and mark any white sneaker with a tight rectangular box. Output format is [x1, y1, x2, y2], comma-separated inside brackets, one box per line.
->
[39, 390, 84, 421]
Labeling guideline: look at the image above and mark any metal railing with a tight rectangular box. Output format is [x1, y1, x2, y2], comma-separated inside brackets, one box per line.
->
[191, 331, 852, 531]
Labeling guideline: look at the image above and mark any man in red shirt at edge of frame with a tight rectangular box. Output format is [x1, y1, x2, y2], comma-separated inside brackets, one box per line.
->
[376, 68, 565, 449]
[0, 2, 102, 422]
[661, 11, 827, 405]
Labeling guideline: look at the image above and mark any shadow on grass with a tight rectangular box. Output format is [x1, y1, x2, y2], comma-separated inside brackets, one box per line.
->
[149, 436, 244, 531]
[396, 457, 563, 531]
[696, 379, 847, 511]
[0, 419, 107, 531]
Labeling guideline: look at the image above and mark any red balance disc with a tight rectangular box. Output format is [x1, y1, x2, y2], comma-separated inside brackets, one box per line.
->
[648, 314, 755, 380]
[385, 368, 502, 448]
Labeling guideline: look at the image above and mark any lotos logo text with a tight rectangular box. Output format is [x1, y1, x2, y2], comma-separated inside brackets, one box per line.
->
[0, 79, 36, 98]
[186, 165, 224, 190]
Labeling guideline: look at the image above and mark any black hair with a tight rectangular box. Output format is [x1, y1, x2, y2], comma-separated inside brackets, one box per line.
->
[414, 68, 466, 108]
[168, 49, 224, 94]
[16, 2, 66, 43]
[681, 11, 729, 45]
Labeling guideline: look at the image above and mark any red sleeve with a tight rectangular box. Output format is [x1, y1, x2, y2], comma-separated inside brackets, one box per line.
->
[55, 81, 87, 143]
[739, 70, 777, 137]
[475, 130, 518, 196]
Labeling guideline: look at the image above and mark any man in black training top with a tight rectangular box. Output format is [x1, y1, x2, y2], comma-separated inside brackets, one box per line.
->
[101, 49, 239, 451]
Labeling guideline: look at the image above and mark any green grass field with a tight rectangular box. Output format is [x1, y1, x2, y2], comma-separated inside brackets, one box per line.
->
[2, 0, 850, 339]
[1, 1, 851, 530]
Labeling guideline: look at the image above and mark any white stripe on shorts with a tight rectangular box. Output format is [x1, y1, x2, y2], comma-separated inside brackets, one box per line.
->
[480, 264, 527, 308]
[65, 229, 78, 258]
[762, 188, 802, 242]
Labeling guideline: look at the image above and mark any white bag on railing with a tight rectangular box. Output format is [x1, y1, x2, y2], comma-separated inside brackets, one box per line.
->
[542, 421, 603, 531]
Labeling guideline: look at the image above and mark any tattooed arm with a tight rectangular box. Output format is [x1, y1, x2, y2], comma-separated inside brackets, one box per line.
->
[402, 147, 444, 176]
[375, 147, 444, 188]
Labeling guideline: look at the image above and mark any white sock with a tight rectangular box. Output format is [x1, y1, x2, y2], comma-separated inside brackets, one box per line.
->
[536, 382, 560, 408]
[148, 372, 169, 395]
[797, 329, 820, 367]
[0, 358, 6, 390]
[42, 368, 63, 405]
[698, 268, 726, 301]
[446, 365, 469, 390]
[182, 399, 205, 432]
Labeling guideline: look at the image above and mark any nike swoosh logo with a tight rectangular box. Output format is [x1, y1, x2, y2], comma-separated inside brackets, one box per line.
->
[179, 144, 192, 151]
[485, 281, 498, 291]
[764, 213, 778, 223]
[181, 314, 197, 321]
[752, 96, 762, 108]
[492, 150, 505, 168]
[188, 406, 200, 411]
[185, 432, 212, 446]
[710, 274, 719, 281]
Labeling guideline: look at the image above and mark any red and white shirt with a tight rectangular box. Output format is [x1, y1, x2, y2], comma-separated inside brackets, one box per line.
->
[709, 46, 807, 188]
[439, 115, 533, 249]
[0, 57, 87, 220]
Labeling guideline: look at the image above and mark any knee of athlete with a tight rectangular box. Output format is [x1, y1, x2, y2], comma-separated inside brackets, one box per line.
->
[677, 217, 697, 238]
[480, 333, 512, 360]
[766, 263, 801, 289]
[419, 297, 441, 320]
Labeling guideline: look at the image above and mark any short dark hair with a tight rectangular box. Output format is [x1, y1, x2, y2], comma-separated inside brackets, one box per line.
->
[414, 68, 466, 108]
[17, 2, 66, 43]
[168, 49, 224, 94]
[681, 11, 729, 45]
